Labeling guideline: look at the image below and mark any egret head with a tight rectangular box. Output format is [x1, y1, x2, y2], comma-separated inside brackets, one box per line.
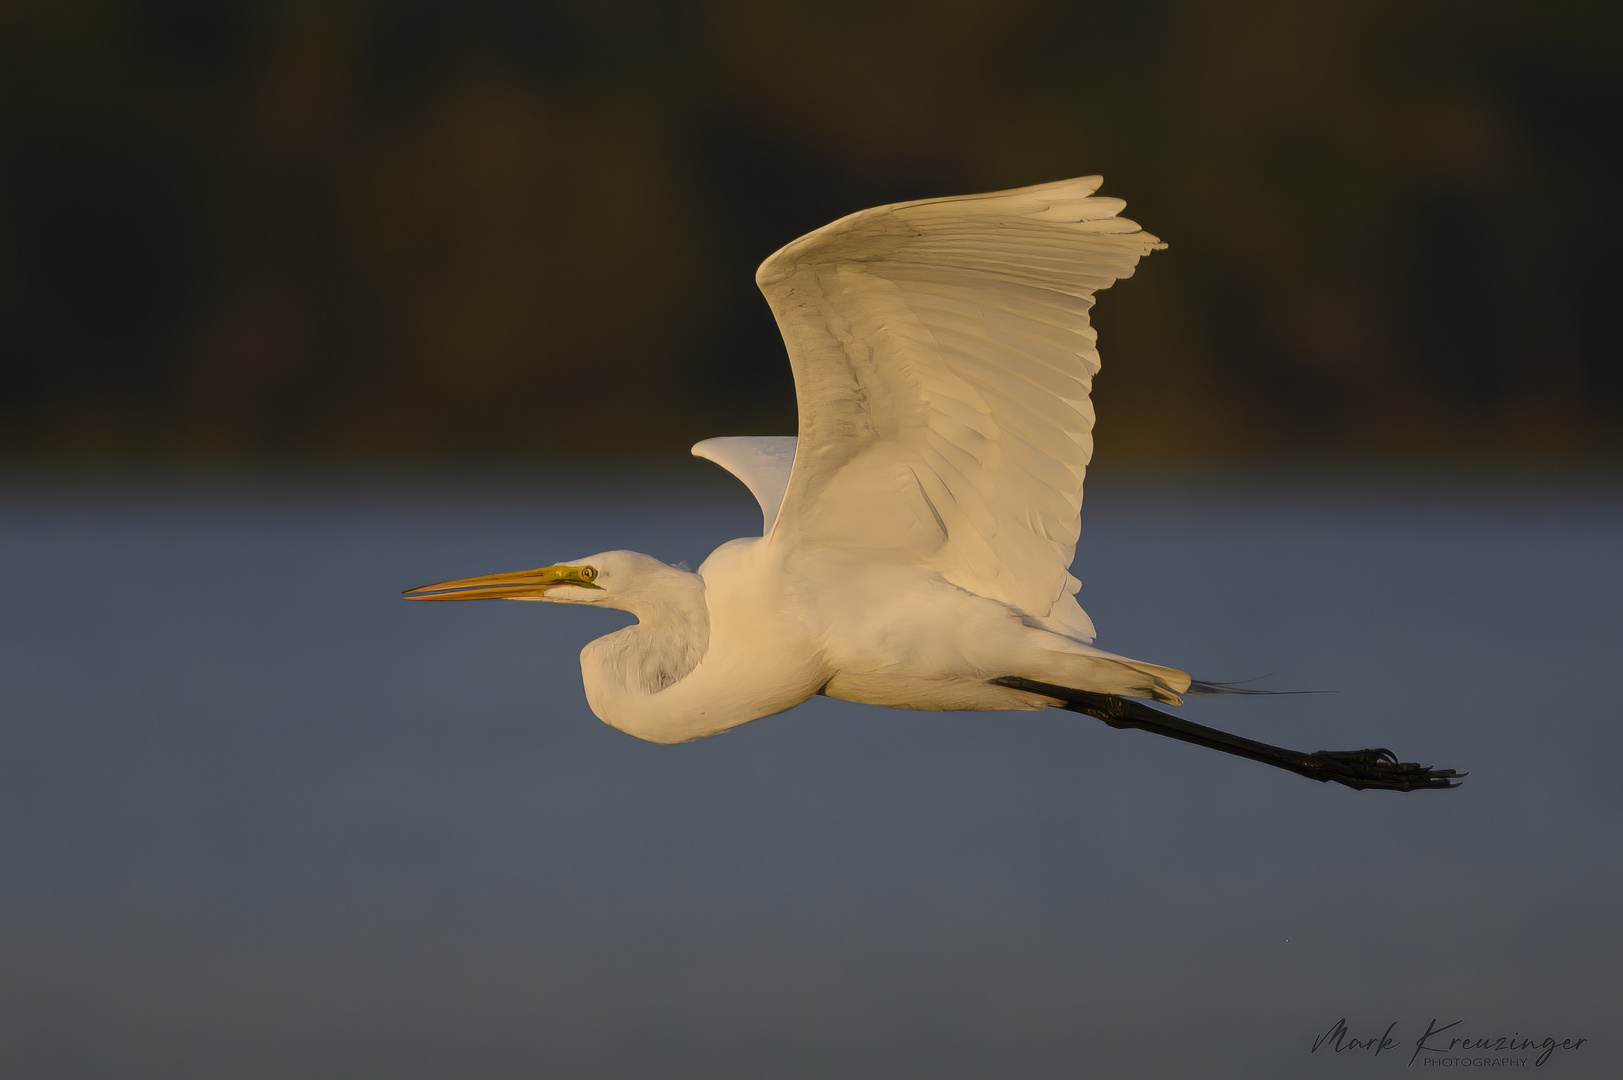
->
[402, 550, 680, 609]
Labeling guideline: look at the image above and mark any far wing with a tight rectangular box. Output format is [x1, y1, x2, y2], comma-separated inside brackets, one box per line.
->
[692, 436, 798, 535]
[757, 177, 1163, 641]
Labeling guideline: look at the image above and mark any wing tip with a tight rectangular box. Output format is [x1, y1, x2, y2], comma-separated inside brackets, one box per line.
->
[690, 437, 734, 464]
[755, 175, 1167, 286]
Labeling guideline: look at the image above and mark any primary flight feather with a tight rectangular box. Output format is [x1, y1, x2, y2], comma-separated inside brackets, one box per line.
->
[406, 177, 1460, 792]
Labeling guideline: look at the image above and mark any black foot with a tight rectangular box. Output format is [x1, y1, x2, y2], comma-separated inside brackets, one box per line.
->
[1303, 748, 1463, 791]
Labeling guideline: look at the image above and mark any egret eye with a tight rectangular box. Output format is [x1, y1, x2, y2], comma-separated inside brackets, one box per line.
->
[579, 566, 597, 582]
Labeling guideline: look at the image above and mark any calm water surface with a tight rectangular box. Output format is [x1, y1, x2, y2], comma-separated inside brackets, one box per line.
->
[2, 473, 1619, 1078]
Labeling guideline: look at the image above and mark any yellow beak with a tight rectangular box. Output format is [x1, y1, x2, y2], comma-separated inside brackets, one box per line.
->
[402, 564, 600, 602]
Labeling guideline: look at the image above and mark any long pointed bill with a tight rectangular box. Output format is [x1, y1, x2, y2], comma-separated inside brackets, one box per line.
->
[402, 564, 599, 601]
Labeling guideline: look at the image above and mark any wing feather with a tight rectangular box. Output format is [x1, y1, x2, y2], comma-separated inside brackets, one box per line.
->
[691, 436, 799, 534]
[758, 177, 1162, 641]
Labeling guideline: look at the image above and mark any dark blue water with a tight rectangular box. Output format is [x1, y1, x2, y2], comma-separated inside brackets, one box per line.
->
[2, 472, 1619, 1078]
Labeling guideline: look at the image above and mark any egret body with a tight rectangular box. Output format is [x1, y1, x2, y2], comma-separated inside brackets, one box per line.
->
[406, 178, 1459, 791]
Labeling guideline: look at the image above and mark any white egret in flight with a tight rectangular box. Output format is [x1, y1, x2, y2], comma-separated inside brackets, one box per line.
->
[406, 177, 1458, 792]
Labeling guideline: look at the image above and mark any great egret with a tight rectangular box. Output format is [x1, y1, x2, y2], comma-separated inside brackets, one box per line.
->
[405, 177, 1459, 792]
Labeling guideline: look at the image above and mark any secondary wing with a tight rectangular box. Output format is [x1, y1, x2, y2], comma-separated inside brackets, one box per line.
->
[692, 435, 798, 535]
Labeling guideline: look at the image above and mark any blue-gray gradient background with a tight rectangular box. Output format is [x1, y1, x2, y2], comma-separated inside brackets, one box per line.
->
[3, 470, 1618, 1078]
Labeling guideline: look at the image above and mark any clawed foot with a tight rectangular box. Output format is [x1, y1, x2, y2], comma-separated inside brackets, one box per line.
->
[1305, 748, 1464, 791]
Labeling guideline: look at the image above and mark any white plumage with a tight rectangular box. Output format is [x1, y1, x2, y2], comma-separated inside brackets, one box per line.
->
[759, 176, 1162, 645]
[406, 177, 1190, 744]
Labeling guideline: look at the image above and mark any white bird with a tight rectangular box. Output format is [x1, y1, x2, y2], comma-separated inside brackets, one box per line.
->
[406, 177, 1458, 792]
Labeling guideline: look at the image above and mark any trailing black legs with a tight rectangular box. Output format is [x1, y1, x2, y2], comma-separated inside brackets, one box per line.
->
[992, 676, 1463, 792]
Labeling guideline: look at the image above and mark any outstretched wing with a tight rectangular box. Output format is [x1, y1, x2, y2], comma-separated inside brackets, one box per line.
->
[757, 176, 1162, 642]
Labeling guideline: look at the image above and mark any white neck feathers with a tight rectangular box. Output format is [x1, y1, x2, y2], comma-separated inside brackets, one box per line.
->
[584, 560, 710, 697]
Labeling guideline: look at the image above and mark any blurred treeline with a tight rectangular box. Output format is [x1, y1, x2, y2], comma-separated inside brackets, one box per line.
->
[1, 0, 1618, 464]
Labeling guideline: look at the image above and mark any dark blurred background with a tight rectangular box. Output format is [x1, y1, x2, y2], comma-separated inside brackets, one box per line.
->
[2, 0, 1619, 466]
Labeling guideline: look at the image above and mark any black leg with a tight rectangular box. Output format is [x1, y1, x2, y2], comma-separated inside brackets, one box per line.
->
[991, 676, 1463, 792]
